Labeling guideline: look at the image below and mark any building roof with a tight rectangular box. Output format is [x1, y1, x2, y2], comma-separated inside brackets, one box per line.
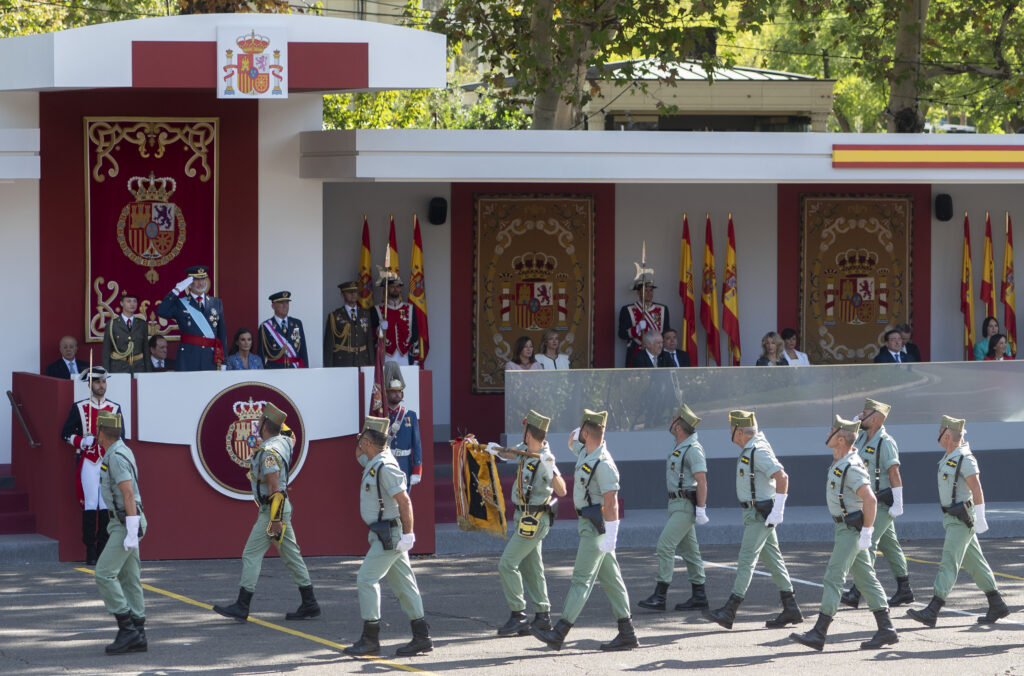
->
[588, 59, 826, 82]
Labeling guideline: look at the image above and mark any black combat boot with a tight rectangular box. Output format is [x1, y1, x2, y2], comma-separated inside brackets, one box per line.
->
[496, 610, 529, 636]
[765, 590, 803, 628]
[82, 511, 98, 565]
[840, 584, 861, 608]
[96, 510, 110, 557]
[531, 612, 552, 632]
[906, 595, 944, 627]
[213, 588, 253, 622]
[395, 618, 433, 656]
[977, 590, 1010, 624]
[129, 614, 148, 652]
[790, 612, 832, 651]
[600, 617, 639, 651]
[531, 618, 572, 650]
[675, 583, 709, 610]
[285, 585, 321, 620]
[703, 593, 743, 629]
[861, 608, 898, 649]
[887, 576, 914, 607]
[105, 612, 143, 654]
[343, 620, 381, 656]
[637, 581, 669, 611]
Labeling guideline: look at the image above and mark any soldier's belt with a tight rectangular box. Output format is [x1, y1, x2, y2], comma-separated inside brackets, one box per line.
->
[112, 352, 144, 364]
[333, 344, 366, 353]
[670, 489, 698, 502]
[256, 490, 288, 506]
[516, 504, 551, 515]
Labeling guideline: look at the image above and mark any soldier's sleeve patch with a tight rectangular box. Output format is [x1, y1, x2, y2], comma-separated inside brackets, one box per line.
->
[833, 468, 843, 476]
[672, 450, 681, 457]
[740, 455, 750, 464]
[946, 459, 958, 467]
[264, 455, 277, 470]
[865, 446, 876, 454]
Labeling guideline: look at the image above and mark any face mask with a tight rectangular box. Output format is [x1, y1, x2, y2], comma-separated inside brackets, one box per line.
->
[357, 451, 369, 467]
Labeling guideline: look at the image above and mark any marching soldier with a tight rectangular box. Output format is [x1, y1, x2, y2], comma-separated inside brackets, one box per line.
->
[531, 409, 638, 652]
[259, 291, 309, 368]
[156, 265, 226, 371]
[102, 291, 150, 374]
[372, 275, 420, 365]
[213, 404, 321, 623]
[386, 377, 423, 487]
[907, 415, 1010, 627]
[493, 410, 567, 637]
[344, 416, 432, 658]
[637, 403, 710, 612]
[617, 280, 670, 367]
[790, 415, 897, 652]
[841, 398, 913, 608]
[94, 411, 148, 655]
[324, 281, 374, 367]
[704, 410, 802, 630]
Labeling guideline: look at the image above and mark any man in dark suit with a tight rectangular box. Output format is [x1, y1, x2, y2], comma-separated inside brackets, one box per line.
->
[148, 335, 175, 372]
[873, 329, 915, 364]
[631, 331, 664, 368]
[658, 329, 691, 368]
[895, 323, 922, 362]
[45, 336, 88, 378]
[156, 265, 227, 371]
[259, 291, 309, 368]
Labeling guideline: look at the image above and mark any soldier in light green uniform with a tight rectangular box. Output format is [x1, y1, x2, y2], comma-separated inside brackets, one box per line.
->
[213, 403, 320, 623]
[344, 416, 432, 658]
[531, 409, 637, 652]
[637, 403, 710, 612]
[94, 412, 147, 655]
[841, 398, 913, 609]
[791, 415, 897, 652]
[705, 410, 802, 630]
[494, 409, 568, 637]
[907, 415, 1010, 627]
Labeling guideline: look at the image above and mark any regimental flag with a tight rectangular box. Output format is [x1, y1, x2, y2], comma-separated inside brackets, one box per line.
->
[961, 213, 976, 360]
[410, 214, 430, 366]
[679, 215, 698, 365]
[387, 215, 401, 279]
[701, 214, 722, 365]
[358, 217, 374, 310]
[370, 300, 387, 418]
[981, 212, 996, 318]
[722, 214, 741, 366]
[1003, 212, 1017, 355]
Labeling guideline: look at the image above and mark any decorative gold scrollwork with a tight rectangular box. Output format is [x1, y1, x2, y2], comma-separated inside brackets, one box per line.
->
[88, 121, 216, 184]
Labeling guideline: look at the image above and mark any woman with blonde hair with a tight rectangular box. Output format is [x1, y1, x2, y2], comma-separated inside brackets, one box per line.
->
[755, 332, 788, 366]
[535, 329, 570, 370]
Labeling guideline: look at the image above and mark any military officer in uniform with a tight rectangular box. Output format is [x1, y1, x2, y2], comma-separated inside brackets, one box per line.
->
[259, 291, 309, 368]
[102, 291, 150, 374]
[386, 377, 423, 487]
[618, 280, 670, 367]
[93, 411, 148, 654]
[531, 409, 638, 652]
[156, 265, 226, 371]
[907, 415, 1010, 627]
[372, 275, 420, 365]
[705, 410, 802, 630]
[841, 398, 913, 609]
[344, 416, 432, 658]
[791, 415, 898, 651]
[324, 281, 374, 367]
[213, 403, 321, 623]
[637, 403, 710, 612]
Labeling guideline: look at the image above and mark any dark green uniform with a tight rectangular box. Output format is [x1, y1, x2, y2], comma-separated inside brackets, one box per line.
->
[102, 315, 150, 374]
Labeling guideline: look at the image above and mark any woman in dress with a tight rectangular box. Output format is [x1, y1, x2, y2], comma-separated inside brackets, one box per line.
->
[535, 328, 570, 370]
[983, 334, 1014, 361]
[226, 328, 264, 370]
[780, 328, 811, 366]
[974, 316, 1012, 360]
[505, 335, 543, 370]
[755, 331, 788, 366]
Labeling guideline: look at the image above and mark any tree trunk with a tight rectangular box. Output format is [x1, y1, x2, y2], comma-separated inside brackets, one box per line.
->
[530, 0, 558, 130]
[886, 0, 929, 133]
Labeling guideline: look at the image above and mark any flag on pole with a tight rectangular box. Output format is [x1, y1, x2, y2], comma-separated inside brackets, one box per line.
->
[961, 213, 976, 360]
[981, 212, 996, 318]
[722, 214, 741, 366]
[369, 321, 386, 417]
[357, 216, 374, 310]
[1002, 212, 1017, 355]
[679, 214, 698, 365]
[700, 214, 721, 365]
[409, 214, 430, 366]
[387, 215, 401, 278]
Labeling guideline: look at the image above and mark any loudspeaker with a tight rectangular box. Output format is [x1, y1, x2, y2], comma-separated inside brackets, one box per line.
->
[428, 197, 448, 225]
[935, 193, 953, 222]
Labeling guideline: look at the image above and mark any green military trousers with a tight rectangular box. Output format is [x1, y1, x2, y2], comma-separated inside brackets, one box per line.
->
[499, 509, 553, 612]
[820, 523, 888, 616]
[732, 506, 793, 597]
[655, 498, 705, 585]
[95, 520, 145, 618]
[357, 524, 425, 621]
[933, 511, 997, 600]
[870, 505, 909, 579]
[239, 501, 312, 592]
[561, 519, 631, 624]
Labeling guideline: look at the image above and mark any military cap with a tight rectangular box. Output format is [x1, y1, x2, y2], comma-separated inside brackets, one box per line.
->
[673, 403, 701, 428]
[269, 290, 292, 303]
[96, 411, 122, 430]
[832, 414, 861, 434]
[184, 265, 209, 279]
[363, 416, 391, 435]
[261, 402, 287, 427]
[632, 280, 657, 291]
[581, 409, 608, 427]
[940, 415, 966, 435]
[387, 378, 405, 391]
[864, 398, 892, 417]
[729, 409, 757, 428]
[524, 409, 551, 432]
[377, 271, 404, 288]
[80, 366, 108, 381]
[338, 280, 359, 292]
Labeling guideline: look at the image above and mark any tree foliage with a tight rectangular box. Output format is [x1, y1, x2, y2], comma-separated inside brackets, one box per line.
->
[1, 0, 166, 38]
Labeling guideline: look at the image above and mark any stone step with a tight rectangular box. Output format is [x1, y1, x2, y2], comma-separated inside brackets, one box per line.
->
[0, 511, 36, 534]
[0, 534, 59, 564]
[0, 489, 29, 512]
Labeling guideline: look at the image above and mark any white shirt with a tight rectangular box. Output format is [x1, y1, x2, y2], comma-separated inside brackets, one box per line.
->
[889, 350, 903, 363]
[646, 350, 660, 366]
[151, 356, 164, 369]
[344, 304, 359, 319]
[535, 353, 569, 370]
[783, 349, 810, 366]
[121, 313, 134, 327]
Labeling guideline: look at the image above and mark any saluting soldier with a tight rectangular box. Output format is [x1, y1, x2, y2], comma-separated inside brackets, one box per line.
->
[324, 281, 374, 367]
[705, 410, 802, 630]
[259, 291, 309, 368]
[531, 409, 638, 652]
[907, 415, 1010, 627]
[637, 403, 710, 612]
[493, 410, 567, 637]
[344, 416, 432, 658]
[102, 291, 150, 374]
[791, 415, 897, 652]
[841, 398, 913, 609]
[156, 265, 226, 371]
[213, 403, 321, 623]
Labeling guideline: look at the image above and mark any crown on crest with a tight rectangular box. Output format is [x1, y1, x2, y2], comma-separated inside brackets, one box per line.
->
[511, 252, 557, 282]
[835, 248, 878, 276]
[128, 172, 176, 202]
[233, 398, 268, 421]
[237, 30, 270, 54]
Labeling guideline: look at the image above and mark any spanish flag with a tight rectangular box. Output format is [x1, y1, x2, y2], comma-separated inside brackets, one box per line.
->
[387, 215, 401, 278]
[722, 214, 741, 366]
[410, 214, 430, 366]
[961, 213, 976, 359]
[1003, 213, 1017, 355]
[981, 212, 996, 318]
[678, 215, 698, 365]
[358, 216, 374, 310]
[701, 214, 721, 365]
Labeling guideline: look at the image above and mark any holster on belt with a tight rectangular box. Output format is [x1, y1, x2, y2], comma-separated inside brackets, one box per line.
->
[578, 504, 605, 534]
[369, 520, 396, 549]
[875, 487, 894, 507]
[943, 501, 974, 528]
[843, 509, 865, 531]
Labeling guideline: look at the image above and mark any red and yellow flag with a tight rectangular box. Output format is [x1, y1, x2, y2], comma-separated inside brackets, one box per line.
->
[722, 214, 741, 366]
[961, 213, 976, 359]
[678, 214, 698, 365]
[700, 214, 721, 365]
[409, 214, 430, 366]
[1002, 212, 1017, 355]
[387, 215, 401, 278]
[357, 216, 374, 310]
[981, 212, 996, 318]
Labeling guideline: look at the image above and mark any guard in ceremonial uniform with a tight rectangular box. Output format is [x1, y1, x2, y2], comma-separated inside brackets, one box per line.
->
[372, 275, 420, 365]
[907, 415, 1010, 627]
[791, 415, 897, 651]
[324, 281, 374, 367]
[259, 291, 309, 368]
[493, 410, 567, 637]
[156, 265, 226, 371]
[617, 280, 670, 367]
[532, 409, 637, 652]
[213, 404, 321, 623]
[344, 416, 432, 658]
[705, 410, 801, 630]
[102, 291, 150, 374]
[386, 378, 423, 487]
[94, 412, 148, 655]
[841, 398, 913, 609]
[637, 404, 710, 612]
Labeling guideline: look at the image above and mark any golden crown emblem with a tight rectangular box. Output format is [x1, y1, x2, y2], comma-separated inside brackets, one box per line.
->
[835, 248, 878, 276]
[237, 30, 271, 54]
[127, 172, 177, 203]
[233, 398, 268, 421]
[511, 252, 557, 282]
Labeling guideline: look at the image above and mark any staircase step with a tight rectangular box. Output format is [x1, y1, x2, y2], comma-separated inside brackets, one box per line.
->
[0, 490, 29, 512]
[0, 534, 59, 564]
[0, 512, 36, 534]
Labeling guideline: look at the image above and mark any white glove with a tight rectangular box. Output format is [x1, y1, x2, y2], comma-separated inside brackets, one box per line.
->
[483, 442, 503, 456]
[851, 413, 861, 422]
[173, 276, 192, 294]
[397, 533, 416, 552]
[889, 486, 904, 517]
[857, 525, 874, 550]
[568, 427, 581, 451]
[382, 320, 389, 330]
[637, 320, 647, 331]
[123, 515, 140, 551]
[765, 493, 787, 526]
[540, 449, 559, 476]
[695, 505, 709, 525]
[80, 435, 95, 449]
[409, 474, 421, 486]
[599, 519, 619, 553]
[974, 503, 989, 534]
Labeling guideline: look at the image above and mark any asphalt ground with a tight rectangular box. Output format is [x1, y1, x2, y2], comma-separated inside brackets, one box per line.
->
[1, 539, 1022, 675]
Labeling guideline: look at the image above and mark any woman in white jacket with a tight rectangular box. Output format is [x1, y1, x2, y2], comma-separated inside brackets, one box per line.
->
[535, 329, 570, 370]
[780, 328, 811, 366]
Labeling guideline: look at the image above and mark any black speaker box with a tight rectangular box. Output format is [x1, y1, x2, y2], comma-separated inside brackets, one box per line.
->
[428, 197, 448, 225]
[935, 193, 953, 222]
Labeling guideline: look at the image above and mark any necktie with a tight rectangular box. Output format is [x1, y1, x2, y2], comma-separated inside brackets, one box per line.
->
[672, 353, 679, 367]
[127, 318, 132, 329]
[895, 352, 902, 363]
[158, 360, 164, 369]
[69, 361, 77, 375]
[350, 308, 356, 320]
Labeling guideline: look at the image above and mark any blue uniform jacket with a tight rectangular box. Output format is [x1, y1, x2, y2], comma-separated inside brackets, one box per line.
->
[156, 291, 227, 371]
[388, 407, 422, 480]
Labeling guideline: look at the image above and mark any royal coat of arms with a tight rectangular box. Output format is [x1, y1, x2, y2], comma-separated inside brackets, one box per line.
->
[219, 29, 287, 98]
[115, 172, 186, 284]
[225, 398, 266, 467]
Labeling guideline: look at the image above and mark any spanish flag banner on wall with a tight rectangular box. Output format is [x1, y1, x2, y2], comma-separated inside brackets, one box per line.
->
[722, 215, 741, 366]
[701, 214, 722, 365]
[962, 213, 976, 359]
[410, 215, 430, 366]
[679, 215, 698, 365]
[358, 217, 374, 310]
[1003, 213, 1017, 355]
[981, 213, 996, 319]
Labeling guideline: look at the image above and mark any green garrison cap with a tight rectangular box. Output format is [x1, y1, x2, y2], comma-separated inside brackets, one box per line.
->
[940, 415, 966, 435]
[729, 409, 756, 428]
[864, 398, 892, 417]
[674, 403, 702, 428]
[582, 409, 608, 427]
[363, 416, 391, 435]
[833, 414, 861, 434]
[96, 411, 122, 430]
[262, 402, 287, 427]
[525, 409, 551, 432]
